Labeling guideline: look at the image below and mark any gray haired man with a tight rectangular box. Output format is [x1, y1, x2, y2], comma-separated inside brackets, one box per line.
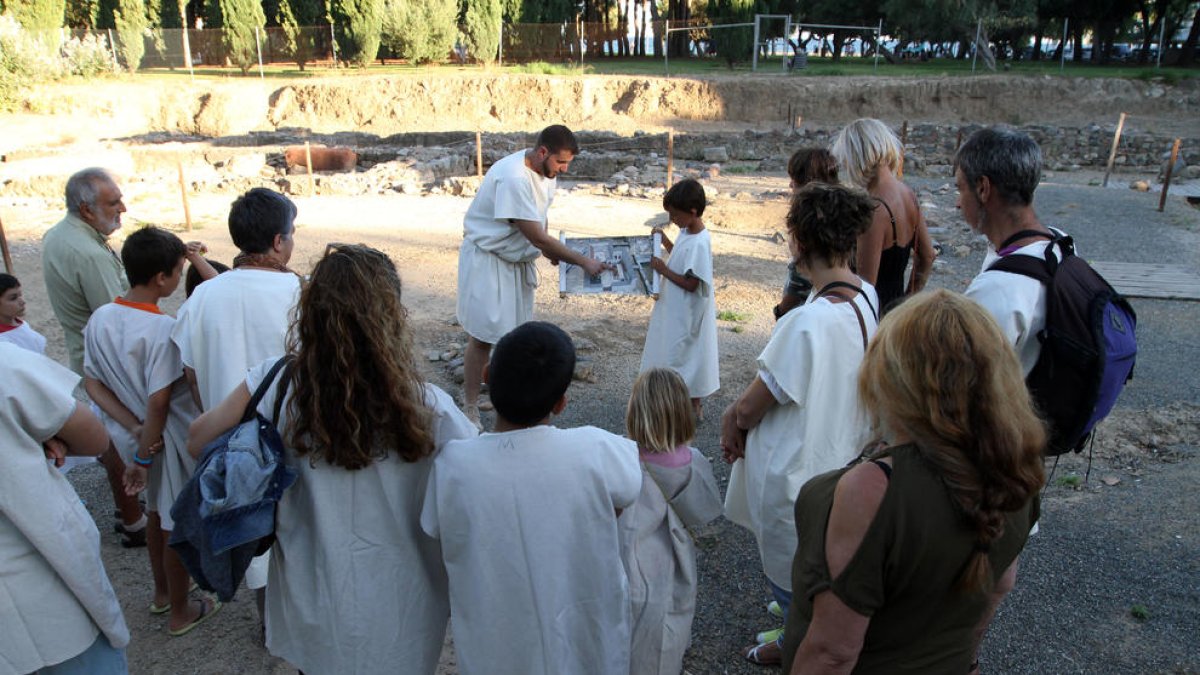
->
[956, 128, 1063, 376]
[42, 167, 145, 545]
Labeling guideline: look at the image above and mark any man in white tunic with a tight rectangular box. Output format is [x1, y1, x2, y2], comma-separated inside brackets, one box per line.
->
[171, 187, 302, 619]
[0, 343, 130, 674]
[957, 127, 1061, 376]
[421, 322, 641, 675]
[456, 124, 609, 425]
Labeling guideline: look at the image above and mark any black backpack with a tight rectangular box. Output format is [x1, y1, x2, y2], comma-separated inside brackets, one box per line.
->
[987, 230, 1137, 456]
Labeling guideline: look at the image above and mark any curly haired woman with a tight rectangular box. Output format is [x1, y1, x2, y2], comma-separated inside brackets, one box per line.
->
[781, 289, 1045, 674]
[722, 183, 881, 666]
[189, 243, 477, 674]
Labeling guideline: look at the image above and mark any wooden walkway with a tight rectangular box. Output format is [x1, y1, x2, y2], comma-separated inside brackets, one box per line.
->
[1091, 261, 1200, 301]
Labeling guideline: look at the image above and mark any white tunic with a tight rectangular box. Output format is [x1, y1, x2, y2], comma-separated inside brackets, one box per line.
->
[724, 285, 878, 591]
[0, 344, 129, 674]
[0, 320, 47, 354]
[171, 268, 301, 410]
[640, 228, 720, 398]
[84, 301, 199, 531]
[456, 150, 555, 343]
[245, 359, 478, 675]
[618, 447, 723, 675]
[966, 236, 1065, 376]
[420, 425, 642, 675]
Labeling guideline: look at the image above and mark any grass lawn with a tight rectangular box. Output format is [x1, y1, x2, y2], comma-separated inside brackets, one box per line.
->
[133, 55, 1200, 82]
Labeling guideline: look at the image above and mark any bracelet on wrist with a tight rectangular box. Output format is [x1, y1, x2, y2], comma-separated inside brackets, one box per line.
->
[132, 453, 153, 466]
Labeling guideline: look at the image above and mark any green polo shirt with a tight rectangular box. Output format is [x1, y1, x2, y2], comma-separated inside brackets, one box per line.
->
[41, 214, 129, 374]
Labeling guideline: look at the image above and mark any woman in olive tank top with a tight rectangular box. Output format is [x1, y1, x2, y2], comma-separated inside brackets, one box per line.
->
[781, 290, 1045, 674]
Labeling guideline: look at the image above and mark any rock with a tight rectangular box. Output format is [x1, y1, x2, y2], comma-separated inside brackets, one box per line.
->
[1187, 165, 1200, 180]
[954, 246, 971, 258]
[398, 181, 421, 195]
[223, 153, 266, 178]
[1101, 476, 1122, 486]
[573, 357, 595, 382]
[440, 176, 481, 196]
[447, 356, 464, 369]
[703, 146, 729, 163]
[425, 349, 442, 362]
[440, 351, 455, 361]
[1130, 180, 1151, 192]
[706, 164, 720, 179]
[193, 90, 268, 137]
[452, 365, 465, 384]
[1160, 155, 1187, 183]
[614, 183, 630, 195]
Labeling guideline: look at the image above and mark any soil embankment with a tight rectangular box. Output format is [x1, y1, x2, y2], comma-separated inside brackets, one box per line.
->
[7, 73, 1198, 155]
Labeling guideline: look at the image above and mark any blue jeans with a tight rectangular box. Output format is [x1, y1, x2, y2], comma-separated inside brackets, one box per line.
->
[38, 633, 127, 675]
[769, 580, 793, 647]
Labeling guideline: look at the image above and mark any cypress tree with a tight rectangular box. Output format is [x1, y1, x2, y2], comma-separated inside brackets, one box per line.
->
[218, 0, 265, 74]
[329, 0, 383, 67]
[113, 0, 146, 70]
[9, 0, 66, 30]
[277, 0, 321, 70]
[381, 0, 457, 64]
[461, 0, 500, 64]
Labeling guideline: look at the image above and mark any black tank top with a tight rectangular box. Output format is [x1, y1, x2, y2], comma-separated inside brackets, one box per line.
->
[874, 199, 913, 314]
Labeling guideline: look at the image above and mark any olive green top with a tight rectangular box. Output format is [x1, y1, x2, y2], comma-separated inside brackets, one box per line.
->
[42, 214, 128, 374]
[781, 444, 1038, 674]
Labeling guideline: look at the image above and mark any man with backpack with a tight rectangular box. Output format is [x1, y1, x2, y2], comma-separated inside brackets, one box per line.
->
[956, 127, 1136, 457]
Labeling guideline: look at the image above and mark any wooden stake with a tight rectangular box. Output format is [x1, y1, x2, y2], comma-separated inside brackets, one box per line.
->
[666, 130, 674, 188]
[897, 120, 909, 179]
[955, 128, 964, 151]
[176, 157, 193, 232]
[475, 131, 483, 179]
[0, 212, 13, 274]
[305, 141, 315, 197]
[1158, 138, 1181, 212]
[1102, 112, 1127, 188]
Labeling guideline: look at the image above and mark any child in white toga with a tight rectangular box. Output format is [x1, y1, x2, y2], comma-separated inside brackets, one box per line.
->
[0, 273, 48, 354]
[640, 178, 719, 418]
[619, 368, 723, 675]
[421, 321, 642, 675]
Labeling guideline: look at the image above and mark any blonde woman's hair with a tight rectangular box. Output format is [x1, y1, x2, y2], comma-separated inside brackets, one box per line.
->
[626, 368, 695, 453]
[831, 118, 903, 188]
[858, 289, 1045, 593]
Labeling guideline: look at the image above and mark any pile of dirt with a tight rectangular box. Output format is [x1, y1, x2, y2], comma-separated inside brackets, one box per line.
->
[6, 74, 1198, 153]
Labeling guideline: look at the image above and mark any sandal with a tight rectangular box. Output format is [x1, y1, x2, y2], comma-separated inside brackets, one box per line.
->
[149, 582, 200, 614]
[743, 640, 782, 666]
[168, 597, 222, 637]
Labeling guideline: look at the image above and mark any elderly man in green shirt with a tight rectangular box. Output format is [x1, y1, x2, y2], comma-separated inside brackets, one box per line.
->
[42, 167, 144, 546]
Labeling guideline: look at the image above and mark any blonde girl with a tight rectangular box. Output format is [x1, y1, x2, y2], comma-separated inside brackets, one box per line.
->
[619, 368, 722, 675]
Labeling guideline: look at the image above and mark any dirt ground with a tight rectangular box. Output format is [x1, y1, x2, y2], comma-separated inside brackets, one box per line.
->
[5, 166, 1199, 674]
[2, 73, 1199, 674]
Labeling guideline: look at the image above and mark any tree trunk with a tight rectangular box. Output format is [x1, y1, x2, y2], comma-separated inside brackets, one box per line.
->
[1178, 7, 1200, 66]
[649, 0, 661, 57]
[1032, 25, 1043, 60]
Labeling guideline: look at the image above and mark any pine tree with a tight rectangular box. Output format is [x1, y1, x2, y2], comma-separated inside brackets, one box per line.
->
[8, 0, 67, 30]
[329, 0, 383, 67]
[112, 0, 146, 70]
[706, 0, 755, 67]
[461, 0, 500, 64]
[381, 0, 457, 64]
[216, 0, 265, 74]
